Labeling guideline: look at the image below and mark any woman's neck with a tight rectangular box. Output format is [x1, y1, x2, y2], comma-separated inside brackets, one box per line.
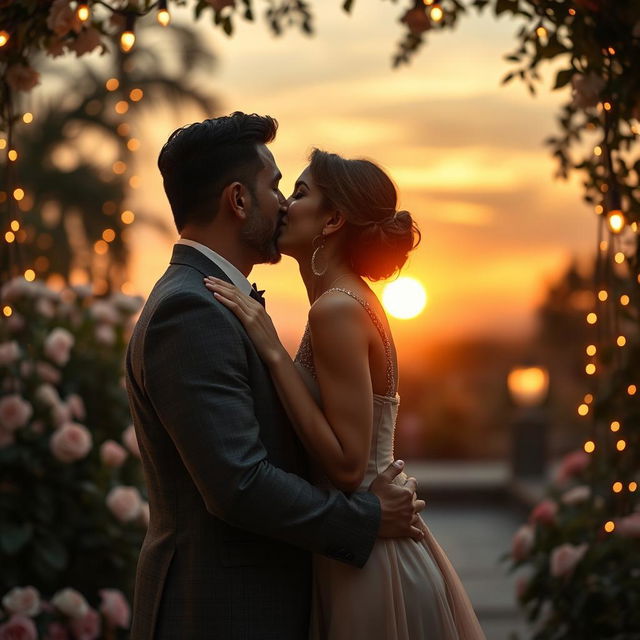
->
[299, 257, 356, 305]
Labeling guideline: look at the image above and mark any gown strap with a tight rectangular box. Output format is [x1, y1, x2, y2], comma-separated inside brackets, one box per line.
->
[322, 287, 396, 398]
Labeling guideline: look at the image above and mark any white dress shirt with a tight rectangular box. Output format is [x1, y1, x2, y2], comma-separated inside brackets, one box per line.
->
[176, 238, 252, 296]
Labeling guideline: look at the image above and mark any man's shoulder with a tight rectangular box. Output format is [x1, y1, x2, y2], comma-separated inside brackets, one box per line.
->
[144, 264, 212, 310]
[141, 266, 241, 333]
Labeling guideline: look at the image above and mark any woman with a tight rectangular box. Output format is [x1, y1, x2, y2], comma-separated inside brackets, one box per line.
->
[205, 149, 486, 640]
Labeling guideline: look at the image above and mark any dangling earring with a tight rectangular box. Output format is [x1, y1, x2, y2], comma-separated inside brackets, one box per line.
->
[311, 233, 328, 277]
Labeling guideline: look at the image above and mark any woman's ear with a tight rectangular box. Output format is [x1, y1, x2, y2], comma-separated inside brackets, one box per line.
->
[323, 210, 347, 237]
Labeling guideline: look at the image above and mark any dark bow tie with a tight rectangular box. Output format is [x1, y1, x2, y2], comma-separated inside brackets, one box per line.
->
[250, 282, 266, 308]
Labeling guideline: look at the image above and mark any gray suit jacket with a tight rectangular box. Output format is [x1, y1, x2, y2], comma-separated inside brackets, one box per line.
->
[125, 244, 380, 639]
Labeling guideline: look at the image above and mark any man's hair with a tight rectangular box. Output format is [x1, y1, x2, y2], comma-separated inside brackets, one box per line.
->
[158, 112, 278, 232]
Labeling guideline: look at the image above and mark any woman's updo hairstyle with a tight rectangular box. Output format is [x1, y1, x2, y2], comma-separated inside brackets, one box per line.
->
[308, 148, 421, 281]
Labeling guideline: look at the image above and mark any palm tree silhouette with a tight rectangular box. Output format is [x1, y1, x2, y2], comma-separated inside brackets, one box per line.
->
[5, 22, 217, 291]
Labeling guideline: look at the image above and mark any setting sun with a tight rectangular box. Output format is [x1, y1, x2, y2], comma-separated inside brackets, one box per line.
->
[382, 277, 427, 320]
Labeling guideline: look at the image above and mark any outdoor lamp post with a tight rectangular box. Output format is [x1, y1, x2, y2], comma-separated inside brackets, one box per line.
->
[507, 366, 550, 479]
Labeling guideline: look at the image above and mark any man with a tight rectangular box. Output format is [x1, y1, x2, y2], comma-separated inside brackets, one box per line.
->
[125, 112, 424, 639]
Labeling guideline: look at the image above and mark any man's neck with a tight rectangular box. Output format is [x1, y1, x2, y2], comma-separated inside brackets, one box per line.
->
[179, 230, 253, 278]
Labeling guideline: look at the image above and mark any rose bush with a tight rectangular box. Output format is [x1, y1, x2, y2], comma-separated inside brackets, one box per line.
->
[506, 449, 640, 639]
[0, 278, 144, 639]
[0, 586, 130, 640]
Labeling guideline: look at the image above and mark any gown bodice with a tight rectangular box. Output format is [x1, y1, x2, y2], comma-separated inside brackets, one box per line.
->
[293, 287, 401, 490]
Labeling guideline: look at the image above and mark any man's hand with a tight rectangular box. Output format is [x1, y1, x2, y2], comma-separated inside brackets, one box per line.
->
[369, 460, 426, 541]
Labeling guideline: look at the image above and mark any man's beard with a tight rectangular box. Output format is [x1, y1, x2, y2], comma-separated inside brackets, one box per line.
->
[241, 201, 282, 265]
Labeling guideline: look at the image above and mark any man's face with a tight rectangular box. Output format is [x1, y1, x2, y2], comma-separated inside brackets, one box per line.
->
[240, 145, 287, 265]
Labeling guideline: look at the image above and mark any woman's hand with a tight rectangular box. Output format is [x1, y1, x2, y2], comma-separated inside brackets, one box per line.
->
[204, 276, 287, 366]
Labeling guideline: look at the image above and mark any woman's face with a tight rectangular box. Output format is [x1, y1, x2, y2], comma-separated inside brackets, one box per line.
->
[277, 166, 328, 257]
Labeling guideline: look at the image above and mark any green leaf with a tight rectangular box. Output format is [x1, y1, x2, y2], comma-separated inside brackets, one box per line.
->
[501, 71, 515, 85]
[495, 0, 518, 16]
[0, 522, 33, 554]
[34, 536, 68, 571]
[553, 68, 574, 90]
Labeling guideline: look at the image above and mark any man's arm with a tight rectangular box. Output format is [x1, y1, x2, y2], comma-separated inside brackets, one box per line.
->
[143, 291, 380, 567]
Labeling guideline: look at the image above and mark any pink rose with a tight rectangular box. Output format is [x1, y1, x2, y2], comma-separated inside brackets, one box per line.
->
[35, 361, 62, 384]
[5, 65, 41, 93]
[36, 384, 61, 407]
[36, 298, 56, 319]
[71, 284, 92, 299]
[555, 450, 591, 485]
[0, 395, 33, 431]
[95, 325, 116, 346]
[140, 502, 150, 527]
[52, 403, 72, 427]
[122, 424, 141, 458]
[50, 423, 92, 462]
[90, 301, 120, 325]
[44, 328, 74, 366]
[616, 513, 640, 538]
[46, 0, 82, 37]
[69, 608, 101, 640]
[206, 0, 235, 10]
[401, 8, 430, 35]
[529, 499, 558, 526]
[71, 27, 103, 57]
[561, 485, 591, 506]
[511, 525, 535, 561]
[550, 543, 588, 578]
[1, 586, 41, 617]
[1, 278, 34, 303]
[51, 588, 89, 619]
[0, 342, 20, 366]
[66, 394, 86, 421]
[44, 622, 69, 640]
[106, 486, 143, 523]
[99, 589, 131, 628]
[100, 440, 128, 468]
[0, 615, 37, 640]
[111, 293, 143, 315]
[571, 73, 605, 109]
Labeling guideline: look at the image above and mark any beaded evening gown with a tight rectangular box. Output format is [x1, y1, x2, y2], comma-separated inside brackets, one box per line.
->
[294, 288, 487, 640]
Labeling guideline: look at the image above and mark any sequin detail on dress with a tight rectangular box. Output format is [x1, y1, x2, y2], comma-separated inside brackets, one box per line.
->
[293, 287, 396, 398]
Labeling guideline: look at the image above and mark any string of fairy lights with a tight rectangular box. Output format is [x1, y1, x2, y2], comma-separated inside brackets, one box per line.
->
[421, 0, 444, 23]
[0, 0, 178, 303]
[575, 89, 639, 535]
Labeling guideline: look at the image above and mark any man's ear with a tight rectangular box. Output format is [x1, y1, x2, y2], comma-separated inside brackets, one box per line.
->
[224, 182, 250, 220]
[323, 210, 347, 237]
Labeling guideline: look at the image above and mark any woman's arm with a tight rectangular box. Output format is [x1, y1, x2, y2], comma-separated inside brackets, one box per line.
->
[204, 277, 373, 492]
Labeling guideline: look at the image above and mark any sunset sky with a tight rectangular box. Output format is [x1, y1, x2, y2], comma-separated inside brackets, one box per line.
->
[124, 2, 598, 357]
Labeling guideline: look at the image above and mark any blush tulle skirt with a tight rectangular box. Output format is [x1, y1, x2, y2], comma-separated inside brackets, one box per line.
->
[309, 517, 487, 640]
